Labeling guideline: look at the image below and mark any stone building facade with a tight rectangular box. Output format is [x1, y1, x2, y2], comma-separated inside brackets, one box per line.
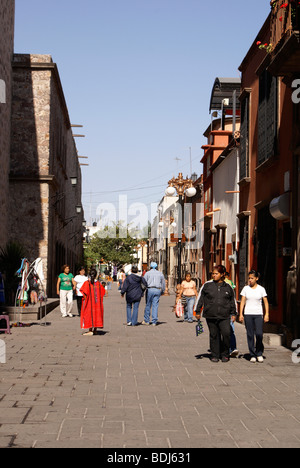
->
[10, 54, 84, 296]
[0, 0, 15, 248]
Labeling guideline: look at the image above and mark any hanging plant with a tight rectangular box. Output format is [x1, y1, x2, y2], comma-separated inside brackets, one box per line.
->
[256, 0, 300, 54]
[256, 41, 274, 53]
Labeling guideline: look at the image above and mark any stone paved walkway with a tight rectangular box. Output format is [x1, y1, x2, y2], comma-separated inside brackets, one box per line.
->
[1, 285, 300, 448]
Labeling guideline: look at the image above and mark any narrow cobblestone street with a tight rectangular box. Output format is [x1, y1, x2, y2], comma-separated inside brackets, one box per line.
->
[1, 285, 300, 449]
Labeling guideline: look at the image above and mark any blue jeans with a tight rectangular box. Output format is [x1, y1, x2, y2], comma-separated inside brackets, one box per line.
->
[144, 289, 161, 324]
[126, 301, 140, 326]
[230, 320, 237, 353]
[183, 296, 195, 322]
[244, 315, 264, 357]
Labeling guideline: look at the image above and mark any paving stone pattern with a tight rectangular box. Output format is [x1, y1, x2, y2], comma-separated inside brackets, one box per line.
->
[1, 285, 300, 448]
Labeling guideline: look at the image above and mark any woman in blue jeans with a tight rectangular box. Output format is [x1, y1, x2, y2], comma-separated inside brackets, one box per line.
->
[239, 270, 269, 363]
[121, 266, 147, 326]
[177, 273, 198, 323]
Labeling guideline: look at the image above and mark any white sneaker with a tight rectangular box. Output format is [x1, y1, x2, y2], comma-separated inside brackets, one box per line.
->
[257, 356, 264, 363]
[68, 313, 73, 318]
[230, 349, 239, 358]
[250, 357, 257, 363]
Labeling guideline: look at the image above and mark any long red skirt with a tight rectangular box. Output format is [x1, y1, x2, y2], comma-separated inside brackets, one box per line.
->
[80, 280, 105, 329]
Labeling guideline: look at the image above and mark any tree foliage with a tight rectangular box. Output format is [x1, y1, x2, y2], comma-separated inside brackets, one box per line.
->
[84, 223, 141, 268]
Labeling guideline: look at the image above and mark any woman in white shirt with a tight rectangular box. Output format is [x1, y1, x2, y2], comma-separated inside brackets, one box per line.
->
[177, 273, 198, 323]
[74, 267, 89, 317]
[239, 270, 269, 363]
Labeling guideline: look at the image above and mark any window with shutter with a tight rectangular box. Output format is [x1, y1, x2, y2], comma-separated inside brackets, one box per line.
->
[240, 94, 250, 180]
[258, 70, 278, 166]
[257, 206, 277, 306]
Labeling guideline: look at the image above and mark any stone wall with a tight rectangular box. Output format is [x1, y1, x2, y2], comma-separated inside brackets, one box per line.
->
[10, 54, 83, 296]
[0, 0, 15, 248]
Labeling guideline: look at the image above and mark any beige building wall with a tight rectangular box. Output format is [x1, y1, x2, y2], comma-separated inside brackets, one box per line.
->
[10, 54, 83, 296]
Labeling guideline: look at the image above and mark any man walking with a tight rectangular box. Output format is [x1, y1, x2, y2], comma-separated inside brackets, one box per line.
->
[143, 262, 165, 326]
[121, 266, 147, 326]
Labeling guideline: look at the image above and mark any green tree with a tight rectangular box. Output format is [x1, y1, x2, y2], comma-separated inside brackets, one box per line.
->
[84, 223, 141, 268]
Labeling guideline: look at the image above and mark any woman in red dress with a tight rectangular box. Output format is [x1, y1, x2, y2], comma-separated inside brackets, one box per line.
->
[80, 268, 105, 336]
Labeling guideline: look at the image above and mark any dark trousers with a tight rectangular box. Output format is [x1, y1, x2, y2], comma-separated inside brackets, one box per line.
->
[206, 318, 231, 359]
[244, 315, 264, 358]
[76, 296, 83, 316]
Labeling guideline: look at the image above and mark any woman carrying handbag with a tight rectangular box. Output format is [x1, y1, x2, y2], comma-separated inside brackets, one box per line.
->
[177, 273, 198, 323]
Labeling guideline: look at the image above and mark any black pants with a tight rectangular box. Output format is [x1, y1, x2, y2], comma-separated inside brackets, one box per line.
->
[244, 315, 264, 358]
[76, 296, 83, 316]
[206, 318, 231, 359]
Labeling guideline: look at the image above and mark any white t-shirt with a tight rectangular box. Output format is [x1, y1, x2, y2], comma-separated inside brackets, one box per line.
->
[241, 285, 267, 315]
[74, 275, 88, 297]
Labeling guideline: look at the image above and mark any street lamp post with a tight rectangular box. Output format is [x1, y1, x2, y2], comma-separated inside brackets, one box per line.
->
[165, 173, 196, 285]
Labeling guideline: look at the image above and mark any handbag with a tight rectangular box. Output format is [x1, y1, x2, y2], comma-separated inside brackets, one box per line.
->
[175, 300, 184, 318]
[196, 320, 204, 337]
[181, 295, 187, 306]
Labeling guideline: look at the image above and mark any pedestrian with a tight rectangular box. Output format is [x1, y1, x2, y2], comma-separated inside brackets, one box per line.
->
[74, 266, 88, 317]
[106, 275, 113, 292]
[121, 266, 147, 326]
[195, 265, 237, 363]
[57, 264, 76, 318]
[118, 269, 126, 292]
[225, 271, 236, 290]
[239, 270, 269, 363]
[143, 262, 165, 326]
[177, 272, 198, 323]
[80, 268, 105, 336]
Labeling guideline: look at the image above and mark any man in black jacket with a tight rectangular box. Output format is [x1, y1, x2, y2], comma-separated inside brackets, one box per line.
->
[196, 265, 237, 362]
[121, 266, 147, 326]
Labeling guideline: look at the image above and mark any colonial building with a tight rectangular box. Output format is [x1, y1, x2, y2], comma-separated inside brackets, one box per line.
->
[201, 117, 240, 285]
[183, 174, 204, 289]
[267, 0, 300, 342]
[238, 7, 296, 342]
[9, 54, 84, 296]
[210, 137, 240, 286]
[0, 0, 15, 248]
[200, 78, 241, 285]
[153, 195, 178, 288]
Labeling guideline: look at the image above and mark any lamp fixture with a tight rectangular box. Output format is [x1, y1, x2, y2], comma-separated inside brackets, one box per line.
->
[165, 186, 176, 197]
[166, 173, 196, 198]
[70, 177, 78, 187]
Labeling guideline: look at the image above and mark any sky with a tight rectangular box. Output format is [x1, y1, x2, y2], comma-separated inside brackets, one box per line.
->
[14, 0, 271, 227]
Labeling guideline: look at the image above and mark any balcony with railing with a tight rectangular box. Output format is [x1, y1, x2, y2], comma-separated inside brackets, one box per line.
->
[269, 0, 300, 75]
